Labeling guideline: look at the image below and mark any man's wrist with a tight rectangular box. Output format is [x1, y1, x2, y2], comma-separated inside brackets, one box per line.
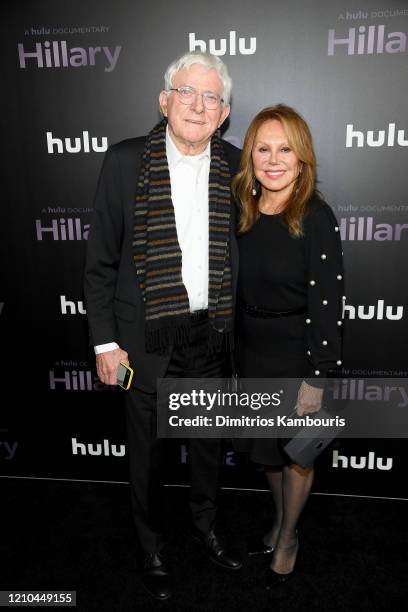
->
[94, 342, 119, 355]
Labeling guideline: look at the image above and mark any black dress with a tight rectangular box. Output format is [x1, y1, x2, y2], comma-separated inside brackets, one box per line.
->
[234, 196, 344, 465]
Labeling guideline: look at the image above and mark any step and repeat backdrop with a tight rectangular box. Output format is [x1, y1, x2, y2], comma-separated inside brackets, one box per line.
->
[2, 0, 407, 497]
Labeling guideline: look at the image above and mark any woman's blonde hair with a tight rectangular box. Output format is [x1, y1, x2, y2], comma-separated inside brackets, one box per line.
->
[232, 104, 317, 237]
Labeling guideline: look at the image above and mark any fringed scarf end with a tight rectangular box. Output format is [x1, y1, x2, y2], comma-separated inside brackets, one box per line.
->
[145, 322, 190, 355]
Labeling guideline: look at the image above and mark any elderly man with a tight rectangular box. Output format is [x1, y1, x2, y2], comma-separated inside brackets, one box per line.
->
[84, 51, 241, 600]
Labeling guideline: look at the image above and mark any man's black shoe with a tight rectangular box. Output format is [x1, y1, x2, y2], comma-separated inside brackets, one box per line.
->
[140, 553, 171, 601]
[192, 528, 243, 570]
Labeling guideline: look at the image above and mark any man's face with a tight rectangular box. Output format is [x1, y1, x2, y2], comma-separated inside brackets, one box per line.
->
[159, 63, 230, 155]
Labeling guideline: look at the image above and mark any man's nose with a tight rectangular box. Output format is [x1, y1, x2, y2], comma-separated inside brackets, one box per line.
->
[191, 92, 205, 113]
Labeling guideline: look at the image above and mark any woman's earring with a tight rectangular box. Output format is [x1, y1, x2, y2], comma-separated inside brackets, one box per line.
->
[252, 177, 258, 196]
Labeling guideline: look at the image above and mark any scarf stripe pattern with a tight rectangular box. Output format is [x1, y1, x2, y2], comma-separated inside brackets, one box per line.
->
[133, 119, 233, 354]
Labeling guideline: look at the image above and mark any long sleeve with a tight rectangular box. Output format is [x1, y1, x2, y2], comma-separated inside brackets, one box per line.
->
[83, 145, 124, 347]
[304, 201, 344, 386]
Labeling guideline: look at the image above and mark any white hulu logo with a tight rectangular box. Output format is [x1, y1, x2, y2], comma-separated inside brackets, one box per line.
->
[346, 123, 408, 148]
[60, 295, 86, 315]
[189, 31, 256, 55]
[72, 438, 126, 457]
[332, 450, 392, 470]
[47, 131, 108, 153]
[343, 299, 403, 321]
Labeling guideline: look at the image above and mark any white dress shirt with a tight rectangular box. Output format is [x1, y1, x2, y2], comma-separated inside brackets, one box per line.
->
[95, 128, 210, 355]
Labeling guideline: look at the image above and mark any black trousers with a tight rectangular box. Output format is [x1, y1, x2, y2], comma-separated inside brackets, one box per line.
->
[125, 314, 230, 554]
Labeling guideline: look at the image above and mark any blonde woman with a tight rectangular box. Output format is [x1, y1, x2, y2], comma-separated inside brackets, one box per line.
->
[232, 105, 344, 587]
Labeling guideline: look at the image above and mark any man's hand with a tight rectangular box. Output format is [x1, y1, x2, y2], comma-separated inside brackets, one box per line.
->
[296, 381, 323, 416]
[96, 348, 129, 386]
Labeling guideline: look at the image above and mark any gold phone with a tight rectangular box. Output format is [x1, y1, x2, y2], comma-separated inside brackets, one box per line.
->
[117, 362, 134, 390]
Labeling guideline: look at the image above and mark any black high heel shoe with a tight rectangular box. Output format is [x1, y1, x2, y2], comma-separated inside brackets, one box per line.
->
[248, 541, 274, 556]
[248, 527, 278, 556]
[265, 567, 295, 588]
[265, 537, 299, 589]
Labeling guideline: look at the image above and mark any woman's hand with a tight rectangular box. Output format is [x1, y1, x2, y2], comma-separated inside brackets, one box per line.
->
[296, 381, 323, 416]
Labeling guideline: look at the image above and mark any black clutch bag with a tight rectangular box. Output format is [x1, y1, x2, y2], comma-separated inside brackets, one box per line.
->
[282, 407, 343, 468]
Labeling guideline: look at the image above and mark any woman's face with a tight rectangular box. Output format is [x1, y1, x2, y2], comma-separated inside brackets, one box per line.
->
[252, 119, 301, 199]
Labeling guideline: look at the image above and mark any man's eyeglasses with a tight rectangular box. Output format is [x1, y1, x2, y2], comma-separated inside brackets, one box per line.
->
[168, 86, 224, 110]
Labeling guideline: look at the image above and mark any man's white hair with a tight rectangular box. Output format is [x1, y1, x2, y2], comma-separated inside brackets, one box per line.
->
[164, 51, 232, 106]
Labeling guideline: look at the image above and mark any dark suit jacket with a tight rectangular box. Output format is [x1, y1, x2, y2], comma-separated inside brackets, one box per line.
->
[84, 136, 241, 392]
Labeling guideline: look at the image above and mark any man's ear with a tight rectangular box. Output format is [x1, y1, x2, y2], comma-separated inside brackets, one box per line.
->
[218, 104, 230, 128]
[159, 91, 168, 116]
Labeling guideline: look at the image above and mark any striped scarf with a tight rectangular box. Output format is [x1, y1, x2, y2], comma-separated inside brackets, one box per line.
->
[133, 119, 233, 355]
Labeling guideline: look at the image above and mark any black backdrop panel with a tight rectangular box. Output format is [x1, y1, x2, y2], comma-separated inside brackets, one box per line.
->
[2, 0, 407, 497]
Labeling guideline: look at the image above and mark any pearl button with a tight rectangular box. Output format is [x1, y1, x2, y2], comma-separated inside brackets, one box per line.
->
[337, 275, 342, 280]
[307, 350, 311, 356]
[337, 360, 342, 365]
[315, 370, 320, 376]
[310, 280, 316, 286]
[306, 318, 311, 324]
[337, 321, 342, 326]
[321, 254, 327, 260]
[322, 340, 328, 346]
[322, 300, 328, 305]
[335, 226, 339, 232]
[342, 296, 346, 300]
